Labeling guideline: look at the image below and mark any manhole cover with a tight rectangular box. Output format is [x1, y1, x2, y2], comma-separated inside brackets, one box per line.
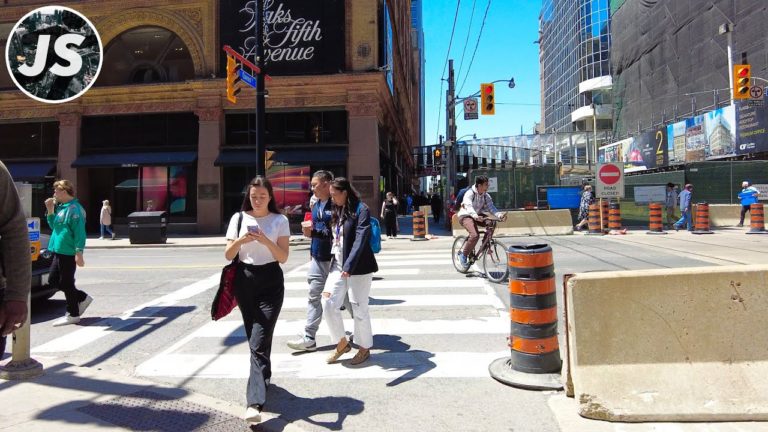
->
[77, 390, 250, 431]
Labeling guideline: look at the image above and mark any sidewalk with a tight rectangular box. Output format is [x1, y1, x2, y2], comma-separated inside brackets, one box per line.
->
[0, 358, 306, 431]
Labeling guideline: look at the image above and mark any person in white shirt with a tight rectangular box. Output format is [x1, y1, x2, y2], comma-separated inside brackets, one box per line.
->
[99, 199, 115, 240]
[224, 176, 290, 425]
[456, 175, 506, 270]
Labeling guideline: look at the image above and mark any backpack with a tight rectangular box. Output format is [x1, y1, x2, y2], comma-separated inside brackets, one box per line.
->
[454, 186, 470, 211]
[357, 202, 381, 253]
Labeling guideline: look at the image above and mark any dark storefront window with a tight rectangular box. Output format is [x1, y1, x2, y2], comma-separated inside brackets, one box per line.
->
[82, 113, 198, 153]
[96, 26, 195, 86]
[0, 23, 14, 90]
[0, 122, 59, 159]
[225, 111, 348, 147]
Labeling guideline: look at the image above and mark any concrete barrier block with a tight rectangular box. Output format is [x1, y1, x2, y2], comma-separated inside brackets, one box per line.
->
[707, 204, 742, 227]
[451, 210, 574, 237]
[566, 265, 768, 422]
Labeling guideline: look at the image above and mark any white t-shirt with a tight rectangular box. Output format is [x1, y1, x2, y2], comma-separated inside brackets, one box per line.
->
[226, 212, 290, 265]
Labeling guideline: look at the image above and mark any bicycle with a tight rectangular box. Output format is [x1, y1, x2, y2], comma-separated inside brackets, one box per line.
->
[451, 218, 508, 283]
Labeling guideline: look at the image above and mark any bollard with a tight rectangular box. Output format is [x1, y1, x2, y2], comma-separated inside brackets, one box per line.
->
[600, 199, 610, 232]
[0, 294, 43, 380]
[585, 203, 603, 235]
[608, 201, 622, 231]
[747, 203, 768, 235]
[692, 202, 714, 234]
[410, 211, 428, 241]
[646, 202, 667, 235]
[489, 244, 563, 390]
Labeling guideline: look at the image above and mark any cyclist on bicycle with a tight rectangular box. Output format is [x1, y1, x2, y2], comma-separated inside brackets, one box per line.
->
[456, 175, 507, 270]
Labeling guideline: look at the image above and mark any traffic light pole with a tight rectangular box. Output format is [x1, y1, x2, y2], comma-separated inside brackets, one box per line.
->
[254, 1, 266, 175]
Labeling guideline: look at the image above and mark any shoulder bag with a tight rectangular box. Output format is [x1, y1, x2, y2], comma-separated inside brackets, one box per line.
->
[211, 212, 243, 320]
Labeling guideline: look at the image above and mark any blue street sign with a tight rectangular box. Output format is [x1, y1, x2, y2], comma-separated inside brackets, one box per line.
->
[238, 69, 257, 89]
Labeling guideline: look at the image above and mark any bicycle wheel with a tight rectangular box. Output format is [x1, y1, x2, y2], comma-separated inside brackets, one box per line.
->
[483, 240, 508, 283]
[451, 236, 470, 273]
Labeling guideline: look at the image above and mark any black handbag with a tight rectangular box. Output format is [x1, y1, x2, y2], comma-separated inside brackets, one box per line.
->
[211, 212, 242, 320]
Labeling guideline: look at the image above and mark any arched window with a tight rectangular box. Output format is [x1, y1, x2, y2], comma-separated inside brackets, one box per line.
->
[96, 26, 194, 86]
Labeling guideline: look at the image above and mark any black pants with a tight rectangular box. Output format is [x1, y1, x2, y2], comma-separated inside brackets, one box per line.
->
[384, 211, 398, 237]
[49, 253, 87, 316]
[432, 206, 441, 223]
[740, 204, 751, 225]
[234, 261, 284, 408]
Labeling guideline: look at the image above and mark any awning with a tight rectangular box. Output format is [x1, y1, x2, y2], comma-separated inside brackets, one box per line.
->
[71, 151, 197, 168]
[5, 161, 56, 181]
[214, 148, 347, 166]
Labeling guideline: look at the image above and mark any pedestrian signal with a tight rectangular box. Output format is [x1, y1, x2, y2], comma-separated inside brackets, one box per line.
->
[480, 83, 495, 115]
[226, 56, 241, 104]
[433, 147, 443, 165]
[734, 64, 751, 99]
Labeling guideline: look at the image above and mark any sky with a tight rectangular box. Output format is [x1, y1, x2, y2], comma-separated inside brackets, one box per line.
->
[422, 0, 542, 146]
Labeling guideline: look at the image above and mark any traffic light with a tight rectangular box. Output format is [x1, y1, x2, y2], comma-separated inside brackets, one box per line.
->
[734, 64, 751, 99]
[226, 56, 241, 104]
[480, 83, 495, 115]
[265, 150, 275, 171]
[433, 147, 443, 165]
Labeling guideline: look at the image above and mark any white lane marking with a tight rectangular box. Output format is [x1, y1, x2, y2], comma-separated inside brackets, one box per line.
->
[284, 261, 311, 276]
[136, 351, 510, 379]
[284, 279, 484, 291]
[284, 268, 420, 279]
[483, 280, 508, 317]
[281, 294, 503, 310]
[375, 259, 452, 266]
[33, 273, 221, 353]
[374, 253, 446, 260]
[189, 316, 508, 339]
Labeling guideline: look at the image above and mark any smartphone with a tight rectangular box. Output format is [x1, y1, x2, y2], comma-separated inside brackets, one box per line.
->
[247, 225, 261, 234]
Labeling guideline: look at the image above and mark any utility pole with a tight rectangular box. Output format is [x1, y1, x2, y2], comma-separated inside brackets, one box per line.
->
[254, 0, 266, 175]
[445, 59, 457, 197]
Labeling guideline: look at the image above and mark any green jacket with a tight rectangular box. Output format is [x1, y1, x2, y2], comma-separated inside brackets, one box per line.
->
[46, 199, 86, 256]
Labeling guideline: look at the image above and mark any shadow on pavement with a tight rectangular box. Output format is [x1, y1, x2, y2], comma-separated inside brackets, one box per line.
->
[363, 334, 436, 387]
[260, 384, 364, 431]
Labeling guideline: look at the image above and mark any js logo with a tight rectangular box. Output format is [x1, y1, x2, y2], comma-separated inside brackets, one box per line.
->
[5, 6, 102, 104]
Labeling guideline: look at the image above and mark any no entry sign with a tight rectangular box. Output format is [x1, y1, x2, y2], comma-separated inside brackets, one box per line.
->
[596, 163, 625, 198]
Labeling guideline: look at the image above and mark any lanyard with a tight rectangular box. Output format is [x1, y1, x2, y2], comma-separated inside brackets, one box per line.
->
[334, 220, 342, 246]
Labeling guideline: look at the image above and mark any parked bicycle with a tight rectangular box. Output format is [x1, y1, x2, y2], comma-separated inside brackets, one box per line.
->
[451, 219, 508, 283]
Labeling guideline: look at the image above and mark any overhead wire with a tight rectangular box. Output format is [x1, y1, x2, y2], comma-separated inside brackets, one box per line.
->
[454, 0, 477, 83]
[457, 0, 492, 96]
[434, 0, 463, 144]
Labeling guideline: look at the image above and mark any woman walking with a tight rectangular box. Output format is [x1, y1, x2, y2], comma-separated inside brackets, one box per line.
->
[224, 176, 290, 424]
[574, 185, 593, 231]
[99, 200, 115, 240]
[323, 178, 378, 366]
[380, 191, 399, 238]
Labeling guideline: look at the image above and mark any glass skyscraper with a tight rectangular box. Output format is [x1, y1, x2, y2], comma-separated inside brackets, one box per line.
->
[540, 0, 612, 134]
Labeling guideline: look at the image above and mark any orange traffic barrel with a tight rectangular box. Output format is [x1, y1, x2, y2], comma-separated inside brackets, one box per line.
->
[600, 199, 610, 232]
[608, 201, 622, 231]
[411, 211, 428, 241]
[586, 203, 603, 235]
[489, 244, 562, 390]
[692, 202, 713, 234]
[747, 203, 768, 235]
[646, 202, 667, 235]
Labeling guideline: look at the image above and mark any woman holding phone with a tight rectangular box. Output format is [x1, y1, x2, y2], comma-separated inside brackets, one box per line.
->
[224, 176, 290, 424]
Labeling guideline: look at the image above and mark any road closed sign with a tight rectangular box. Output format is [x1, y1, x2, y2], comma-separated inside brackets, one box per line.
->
[596, 163, 624, 198]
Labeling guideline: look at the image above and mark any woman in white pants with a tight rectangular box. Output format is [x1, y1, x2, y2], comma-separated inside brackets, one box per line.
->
[322, 177, 378, 365]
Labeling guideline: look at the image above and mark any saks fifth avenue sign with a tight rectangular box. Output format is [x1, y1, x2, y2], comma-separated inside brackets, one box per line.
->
[220, 0, 345, 76]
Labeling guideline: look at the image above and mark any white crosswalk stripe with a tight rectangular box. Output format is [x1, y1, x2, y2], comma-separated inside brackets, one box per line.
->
[129, 245, 510, 381]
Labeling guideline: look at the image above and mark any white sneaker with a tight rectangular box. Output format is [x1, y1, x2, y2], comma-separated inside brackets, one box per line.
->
[98, 237, 104, 240]
[52, 314, 81, 327]
[244, 405, 262, 423]
[78, 295, 93, 316]
[286, 335, 317, 351]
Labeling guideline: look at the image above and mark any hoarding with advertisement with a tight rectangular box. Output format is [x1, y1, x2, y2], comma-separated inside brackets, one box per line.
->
[622, 129, 667, 173]
[736, 101, 768, 155]
[598, 140, 623, 164]
[266, 164, 310, 216]
[220, 0, 345, 76]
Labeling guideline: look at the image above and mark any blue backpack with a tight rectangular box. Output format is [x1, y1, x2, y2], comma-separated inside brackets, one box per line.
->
[357, 202, 381, 253]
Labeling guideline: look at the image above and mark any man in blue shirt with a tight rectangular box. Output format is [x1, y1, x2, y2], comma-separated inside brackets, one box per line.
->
[673, 184, 694, 231]
[737, 180, 760, 227]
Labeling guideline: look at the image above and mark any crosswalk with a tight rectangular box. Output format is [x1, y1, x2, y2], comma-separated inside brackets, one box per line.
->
[130, 248, 510, 381]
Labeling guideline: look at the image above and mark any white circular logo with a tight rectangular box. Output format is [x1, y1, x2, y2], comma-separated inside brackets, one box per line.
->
[5, 6, 103, 104]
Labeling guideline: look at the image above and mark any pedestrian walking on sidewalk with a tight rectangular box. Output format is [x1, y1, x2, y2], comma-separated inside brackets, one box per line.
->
[380, 191, 399, 238]
[574, 185, 593, 231]
[287, 170, 352, 352]
[737, 180, 760, 227]
[673, 184, 694, 231]
[431, 193, 443, 224]
[225, 176, 290, 424]
[99, 199, 115, 240]
[322, 178, 378, 366]
[665, 183, 678, 229]
[0, 161, 31, 358]
[45, 180, 93, 327]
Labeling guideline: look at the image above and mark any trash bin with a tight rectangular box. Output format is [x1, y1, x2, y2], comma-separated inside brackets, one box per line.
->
[127, 211, 168, 244]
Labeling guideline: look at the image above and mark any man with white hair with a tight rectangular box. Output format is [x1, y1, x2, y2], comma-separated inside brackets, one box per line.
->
[737, 180, 760, 227]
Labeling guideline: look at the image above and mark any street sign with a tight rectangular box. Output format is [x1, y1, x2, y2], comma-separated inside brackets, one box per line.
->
[596, 163, 625, 198]
[463, 98, 478, 120]
[238, 69, 257, 89]
[749, 85, 764, 100]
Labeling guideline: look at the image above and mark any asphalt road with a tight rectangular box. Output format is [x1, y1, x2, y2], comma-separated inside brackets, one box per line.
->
[12, 229, 768, 432]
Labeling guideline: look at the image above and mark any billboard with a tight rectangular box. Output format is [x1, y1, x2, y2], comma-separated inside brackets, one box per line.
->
[220, 0, 345, 76]
[667, 105, 736, 163]
[736, 101, 768, 155]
